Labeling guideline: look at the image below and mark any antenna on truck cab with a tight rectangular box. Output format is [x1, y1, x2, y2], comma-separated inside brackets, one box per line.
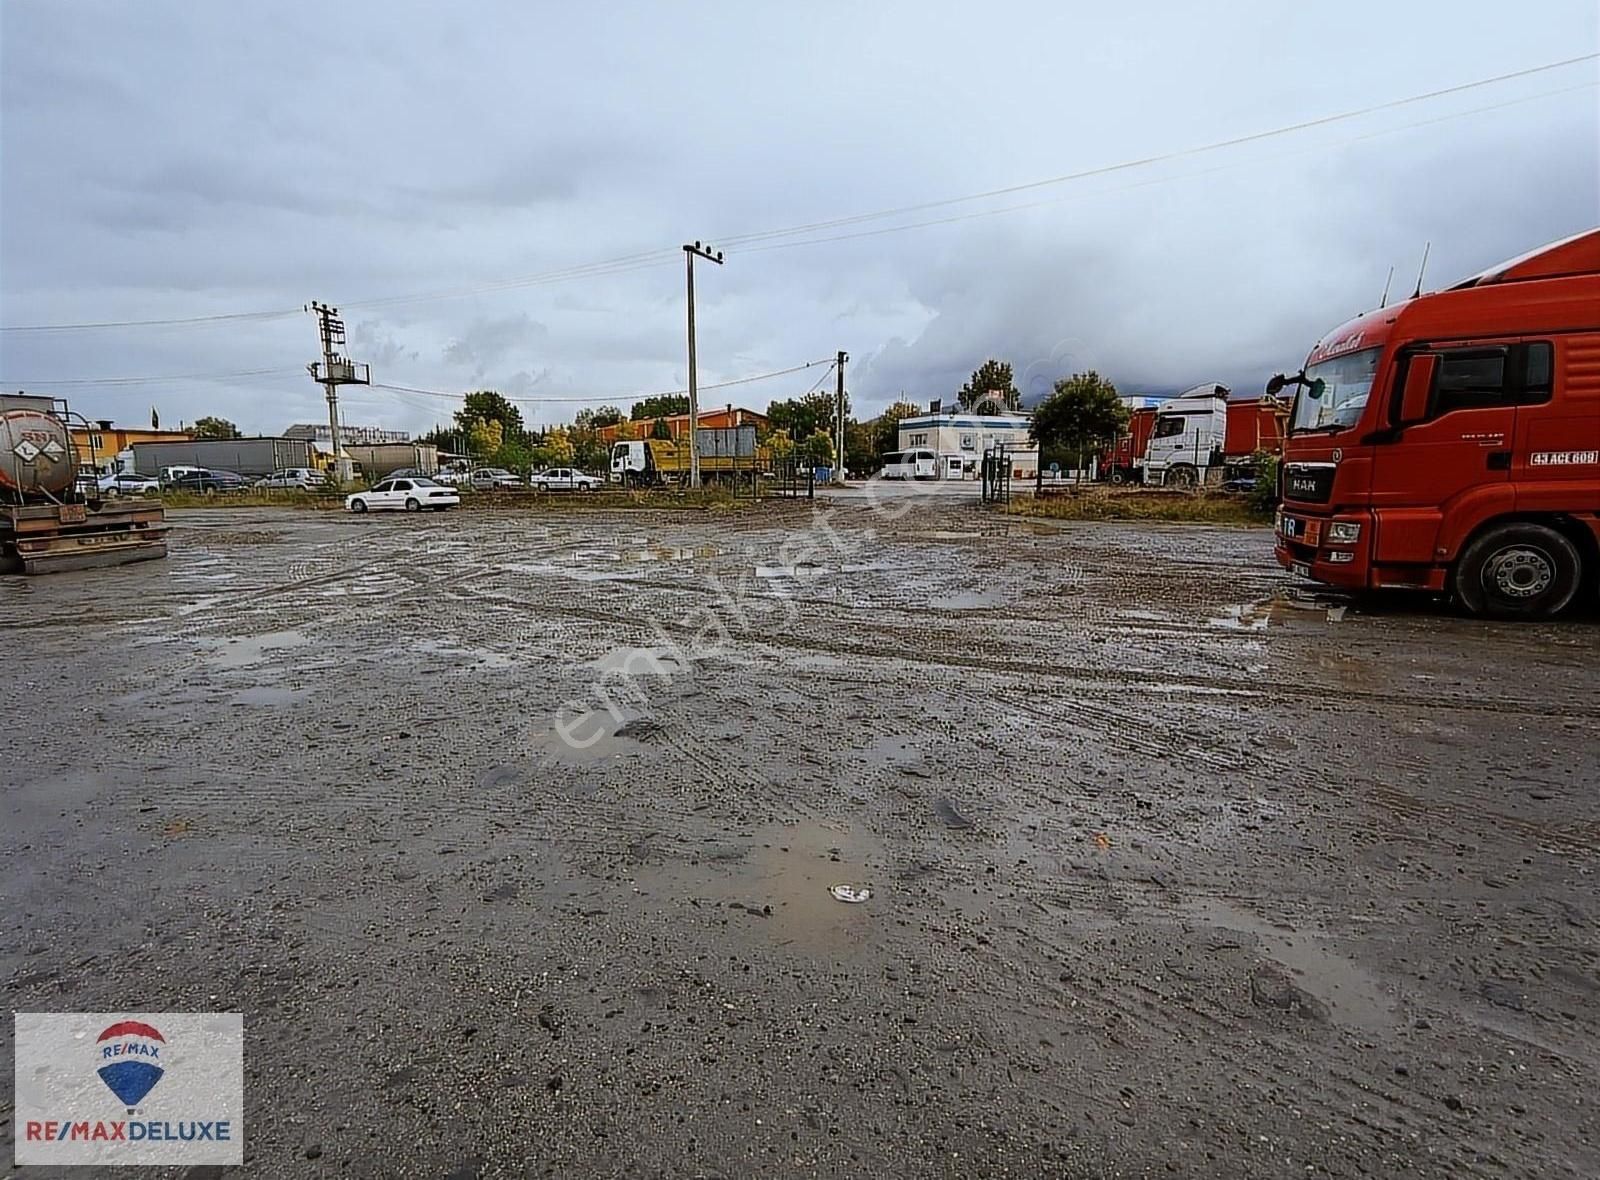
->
[1410, 242, 1431, 301]
[1379, 265, 1394, 308]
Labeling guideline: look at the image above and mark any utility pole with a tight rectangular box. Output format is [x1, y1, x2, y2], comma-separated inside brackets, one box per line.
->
[683, 241, 724, 489]
[834, 350, 848, 485]
[305, 302, 370, 483]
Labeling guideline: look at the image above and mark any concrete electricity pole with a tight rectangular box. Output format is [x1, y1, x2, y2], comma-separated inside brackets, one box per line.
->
[683, 241, 724, 489]
[305, 301, 370, 484]
[834, 350, 848, 485]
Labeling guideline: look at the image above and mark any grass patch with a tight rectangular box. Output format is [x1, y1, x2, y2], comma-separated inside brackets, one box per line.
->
[146, 490, 343, 510]
[1003, 486, 1272, 526]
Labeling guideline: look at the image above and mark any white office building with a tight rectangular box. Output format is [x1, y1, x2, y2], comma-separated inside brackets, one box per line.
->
[896, 410, 1038, 479]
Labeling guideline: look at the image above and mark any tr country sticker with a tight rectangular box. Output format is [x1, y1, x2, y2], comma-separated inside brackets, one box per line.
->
[96, 1021, 166, 1106]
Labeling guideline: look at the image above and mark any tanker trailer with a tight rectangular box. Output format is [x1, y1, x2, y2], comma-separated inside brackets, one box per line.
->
[0, 394, 169, 574]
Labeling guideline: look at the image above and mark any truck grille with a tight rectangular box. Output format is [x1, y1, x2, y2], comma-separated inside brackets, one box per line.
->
[1282, 462, 1335, 504]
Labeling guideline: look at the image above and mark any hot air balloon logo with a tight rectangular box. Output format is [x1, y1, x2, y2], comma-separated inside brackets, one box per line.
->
[95, 1021, 166, 1107]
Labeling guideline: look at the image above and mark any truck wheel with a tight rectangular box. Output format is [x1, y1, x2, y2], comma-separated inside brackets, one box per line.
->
[1453, 522, 1581, 619]
[1108, 468, 1126, 485]
[1168, 465, 1198, 489]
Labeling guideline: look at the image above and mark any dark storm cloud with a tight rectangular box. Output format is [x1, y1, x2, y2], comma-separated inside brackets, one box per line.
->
[1, 0, 1595, 432]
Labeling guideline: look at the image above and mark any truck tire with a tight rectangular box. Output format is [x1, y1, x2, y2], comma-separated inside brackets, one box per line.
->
[1453, 521, 1581, 619]
[1168, 464, 1198, 489]
[1109, 468, 1126, 485]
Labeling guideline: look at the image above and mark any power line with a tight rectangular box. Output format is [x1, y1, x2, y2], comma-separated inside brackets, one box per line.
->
[3, 53, 1591, 334]
[736, 80, 1599, 256]
[1, 367, 298, 388]
[367, 357, 835, 407]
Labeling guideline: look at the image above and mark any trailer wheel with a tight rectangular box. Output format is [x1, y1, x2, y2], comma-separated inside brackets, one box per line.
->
[1453, 521, 1581, 619]
[1168, 464, 1198, 489]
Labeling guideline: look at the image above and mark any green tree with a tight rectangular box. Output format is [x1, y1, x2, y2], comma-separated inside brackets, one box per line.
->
[650, 417, 673, 440]
[570, 424, 607, 472]
[191, 416, 240, 440]
[588, 405, 625, 427]
[455, 391, 526, 444]
[630, 395, 687, 421]
[873, 400, 923, 456]
[766, 390, 839, 442]
[958, 359, 1020, 412]
[844, 418, 876, 475]
[801, 430, 835, 467]
[1030, 372, 1128, 471]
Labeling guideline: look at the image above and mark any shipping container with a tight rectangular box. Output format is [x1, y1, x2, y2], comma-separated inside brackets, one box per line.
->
[129, 437, 316, 479]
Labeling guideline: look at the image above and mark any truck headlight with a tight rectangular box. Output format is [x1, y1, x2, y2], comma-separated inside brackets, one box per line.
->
[1327, 521, 1362, 544]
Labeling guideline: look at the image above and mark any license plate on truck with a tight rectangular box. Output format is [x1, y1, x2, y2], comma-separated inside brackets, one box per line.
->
[1291, 561, 1311, 579]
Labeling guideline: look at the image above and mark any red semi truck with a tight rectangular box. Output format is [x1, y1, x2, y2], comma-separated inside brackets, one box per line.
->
[1272, 228, 1600, 619]
[1104, 393, 1287, 484]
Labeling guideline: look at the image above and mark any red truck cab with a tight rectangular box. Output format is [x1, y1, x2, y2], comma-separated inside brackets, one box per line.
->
[1273, 228, 1600, 618]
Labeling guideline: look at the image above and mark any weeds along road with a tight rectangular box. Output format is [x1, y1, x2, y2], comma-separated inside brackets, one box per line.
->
[4, 501, 1597, 1178]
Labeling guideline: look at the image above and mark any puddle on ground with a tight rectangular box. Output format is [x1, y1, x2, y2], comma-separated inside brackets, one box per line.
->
[231, 685, 310, 707]
[1188, 899, 1394, 1031]
[620, 545, 724, 562]
[755, 562, 828, 579]
[927, 588, 1006, 610]
[590, 646, 691, 675]
[204, 629, 311, 669]
[522, 708, 655, 767]
[634, 820, 882, 952]
[1208, 601, 1273, 631]
[410, 638, 518, 669]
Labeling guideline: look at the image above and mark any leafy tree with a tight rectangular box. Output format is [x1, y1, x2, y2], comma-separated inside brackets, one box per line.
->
[874, 400, 923, 456]
[766, 390, 839, 442]
[544, 427, 575, 465]
[801, 431, 835, 467]
[191, 416, 240, 440]
[570, 424, 607, 472]
[612, 419, 638, 441]
[958, 359, 1020, 412]
[630, 395, 687, 421]
[844, 418, 877, 475]
[650, 417, 673, 440]
[589, 405, 626, 427]
[1030, 372, 1128, 468]
[765, 428, 795, 459]
[467, 417, 504, 458]
[455, 391, 526, 444]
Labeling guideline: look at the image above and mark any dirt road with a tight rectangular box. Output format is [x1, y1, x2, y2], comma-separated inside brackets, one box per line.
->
[5, 499, 1597, 1177]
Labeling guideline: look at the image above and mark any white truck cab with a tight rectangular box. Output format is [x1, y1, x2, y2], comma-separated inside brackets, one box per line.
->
[1142, 383, 1229, 487]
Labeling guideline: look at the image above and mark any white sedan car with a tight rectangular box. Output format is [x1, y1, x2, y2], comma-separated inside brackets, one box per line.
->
[346, 476, 460, 513]
[532, 467, 600, 492]
[97, 471, 161, 496]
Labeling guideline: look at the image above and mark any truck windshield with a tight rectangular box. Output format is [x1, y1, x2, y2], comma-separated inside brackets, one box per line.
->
[1290, 347, 1380, 432]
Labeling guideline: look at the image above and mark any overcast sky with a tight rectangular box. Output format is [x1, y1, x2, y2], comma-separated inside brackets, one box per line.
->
[2, 2, 1596, 434]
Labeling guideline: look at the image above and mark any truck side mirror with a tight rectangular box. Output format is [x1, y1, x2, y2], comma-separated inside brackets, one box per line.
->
[1398, 353, 1438, 425]
[1265, 374, 1287, 396]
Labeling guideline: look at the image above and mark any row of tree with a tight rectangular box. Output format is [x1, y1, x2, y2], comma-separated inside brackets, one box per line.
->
[183, 357, 1129, 476]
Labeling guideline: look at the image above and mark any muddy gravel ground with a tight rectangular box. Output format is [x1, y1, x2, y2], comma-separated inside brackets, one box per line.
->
[4, 497, 1598, 1179]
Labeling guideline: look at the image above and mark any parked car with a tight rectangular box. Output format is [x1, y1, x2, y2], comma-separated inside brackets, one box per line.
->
[467, 467, 523, 491]
[168, 468, 249, 493]
[345, 476, 460, 513]
[158, 465, 203, 488]
[1220, 473, 1260, 494]
[383, 467, 433, 481]
[97, 471, 161, 496]
[256, 467, 322, 489]
[532, 467, 599, 492]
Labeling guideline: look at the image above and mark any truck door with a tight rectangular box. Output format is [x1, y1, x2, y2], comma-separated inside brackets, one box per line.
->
[1370, 344, 1519, 565]
[1513, 338, 1597, 511]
